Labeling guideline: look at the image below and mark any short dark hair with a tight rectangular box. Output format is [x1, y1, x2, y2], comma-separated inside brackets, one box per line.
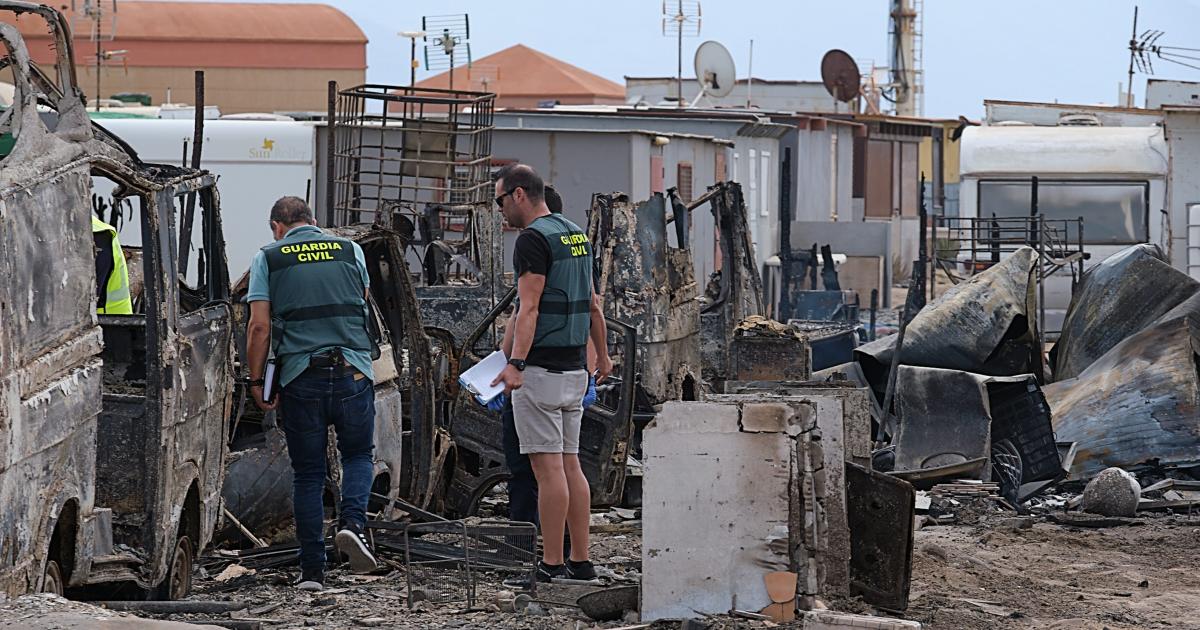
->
[544, 184, 563, 214]
[270, 196, 313, 225]
[493, 163, 544, 203]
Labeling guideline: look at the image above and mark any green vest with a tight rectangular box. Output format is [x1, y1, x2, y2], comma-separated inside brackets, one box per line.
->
[518, 214, 593, 348]
[263, 230, 376, 376]
[92, 216, 132, 315]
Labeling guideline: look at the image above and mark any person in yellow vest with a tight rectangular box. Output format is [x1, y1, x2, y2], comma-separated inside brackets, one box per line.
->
[92, 215, 133, 315]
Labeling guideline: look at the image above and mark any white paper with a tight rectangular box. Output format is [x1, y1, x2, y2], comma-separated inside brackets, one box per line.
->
[458, 350, 508, 405]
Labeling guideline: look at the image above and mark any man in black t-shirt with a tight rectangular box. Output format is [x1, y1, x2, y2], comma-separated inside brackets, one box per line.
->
[491, 165, 612, 584]
[500, 185, 565, 527]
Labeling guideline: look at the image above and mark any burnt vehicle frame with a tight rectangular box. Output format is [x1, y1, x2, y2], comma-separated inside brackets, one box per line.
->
[0, 1, 232, 599]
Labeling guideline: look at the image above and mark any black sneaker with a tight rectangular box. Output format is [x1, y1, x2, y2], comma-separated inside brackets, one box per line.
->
[501, 561, 566, 590]
[296, 567, 325, 592]
[536, 561, 568, 583]
[334, 521, 379, 573]
[565, 559, 597, 581]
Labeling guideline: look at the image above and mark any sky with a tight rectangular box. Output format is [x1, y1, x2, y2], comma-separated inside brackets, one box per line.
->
[176, 0, 1200, 118]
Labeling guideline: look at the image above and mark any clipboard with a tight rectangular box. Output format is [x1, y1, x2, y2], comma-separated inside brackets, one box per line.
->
[458, 350, 507, 405]
[263, 358, 279, 404]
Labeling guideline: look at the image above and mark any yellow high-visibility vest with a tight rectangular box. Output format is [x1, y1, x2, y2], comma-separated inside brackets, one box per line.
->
[92, 216, 133, 315]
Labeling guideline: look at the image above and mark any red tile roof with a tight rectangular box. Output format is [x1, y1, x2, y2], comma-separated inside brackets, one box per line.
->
[4, 1, 365, 69]
[13, 1, 365, 43]
[416, 44, 624, 106]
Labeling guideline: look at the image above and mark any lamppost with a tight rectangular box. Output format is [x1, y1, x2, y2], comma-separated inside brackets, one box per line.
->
[399, 30, 426, 87]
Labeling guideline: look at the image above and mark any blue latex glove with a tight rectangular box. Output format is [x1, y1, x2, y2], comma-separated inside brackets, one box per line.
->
[485, 392, 508, 413]
[581, 374, 597, 408]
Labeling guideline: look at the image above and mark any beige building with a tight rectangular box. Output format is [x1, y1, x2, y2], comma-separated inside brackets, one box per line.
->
[8, 1, 366, 114]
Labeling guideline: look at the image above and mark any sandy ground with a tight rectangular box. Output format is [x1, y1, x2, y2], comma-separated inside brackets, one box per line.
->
[5, 507, 1200, 629]
[908, 512, 1200, 630]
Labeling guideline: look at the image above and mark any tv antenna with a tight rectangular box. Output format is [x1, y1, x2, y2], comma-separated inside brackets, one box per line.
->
[662, 0, 701, 108]
[820, 49, 861, 112]
[72, 0, 119, 112]
[1127, 7, 1200, 107]
[467, 64, 500, 93]
[689, 41, 734, 108]
[422, 14, 471, 90]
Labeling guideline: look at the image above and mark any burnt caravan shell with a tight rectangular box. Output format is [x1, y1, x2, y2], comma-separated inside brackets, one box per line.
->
[1050, 244, 1200, 381]
[90, 160, 233, 598]
[854, 247, 1039, 392]
[588, 192, 702, 406]
[0, 9, 103, 596]
[699, 182, 766, 387]
[1046, 294, 1200, 479]
[1, 1, 232, 598]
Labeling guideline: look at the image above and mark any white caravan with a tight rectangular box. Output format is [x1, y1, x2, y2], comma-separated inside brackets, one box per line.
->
[958, 124, 1169, 333]
[94, 118, 319, 278]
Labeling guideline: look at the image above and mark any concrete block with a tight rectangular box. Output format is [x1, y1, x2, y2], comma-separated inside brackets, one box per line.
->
[642, 401, 794, 621]
[654, 401, 742, 433]
[803, 610, 922, 629]
[741, 402, 800, 433]
[643, 394, 861, 620]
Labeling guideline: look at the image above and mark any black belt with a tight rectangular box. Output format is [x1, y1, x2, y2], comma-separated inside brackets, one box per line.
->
[309, 349, 349, 368]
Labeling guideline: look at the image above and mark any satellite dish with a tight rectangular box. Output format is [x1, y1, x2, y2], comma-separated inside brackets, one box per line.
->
[694, 40, 736, 98]
[821, 49, 860, 103]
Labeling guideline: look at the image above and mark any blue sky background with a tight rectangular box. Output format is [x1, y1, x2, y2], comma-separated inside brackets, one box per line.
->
[180, 0, 1200, 117]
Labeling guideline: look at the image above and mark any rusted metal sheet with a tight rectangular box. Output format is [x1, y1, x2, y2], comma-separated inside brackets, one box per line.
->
[845, 462, 914, 611]
[1046, 294, 1200, 479]
[588, 192, 701, 405]
[1050, 244, 1199, 381]
[855, 247, 1039, 390]
[893, 366, 1061, 503]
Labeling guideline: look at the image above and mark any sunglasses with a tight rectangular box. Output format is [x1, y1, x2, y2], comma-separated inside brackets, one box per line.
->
[495, 187, 519, 208]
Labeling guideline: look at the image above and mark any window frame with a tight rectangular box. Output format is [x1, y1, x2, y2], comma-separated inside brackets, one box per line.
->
[976, 178, 1151, 246]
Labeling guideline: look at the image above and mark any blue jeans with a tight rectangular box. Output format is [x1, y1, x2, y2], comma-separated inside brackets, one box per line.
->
[280, 368, 375, 571]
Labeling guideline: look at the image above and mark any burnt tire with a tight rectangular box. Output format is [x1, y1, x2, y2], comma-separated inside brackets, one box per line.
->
[158, 536, 194, 600]
[41, 560, 64, 596]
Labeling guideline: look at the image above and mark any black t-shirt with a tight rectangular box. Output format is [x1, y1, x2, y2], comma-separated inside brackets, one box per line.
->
[513, 226, 593, 371]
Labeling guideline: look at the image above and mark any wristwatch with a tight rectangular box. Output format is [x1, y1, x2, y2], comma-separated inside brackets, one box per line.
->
[248, 378, 265, 387]
[507, 358, 527, 371]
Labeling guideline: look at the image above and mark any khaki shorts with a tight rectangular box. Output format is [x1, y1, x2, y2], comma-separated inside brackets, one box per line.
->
[511, 365, 588, 454]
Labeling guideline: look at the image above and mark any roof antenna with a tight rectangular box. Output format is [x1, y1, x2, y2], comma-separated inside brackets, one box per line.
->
[662, 0, 701, 108]
[422, 14, 471, 91]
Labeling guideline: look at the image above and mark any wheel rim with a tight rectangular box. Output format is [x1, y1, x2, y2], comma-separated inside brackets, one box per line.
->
[167, 536, 194, 600]
[42, 560, 63, 596]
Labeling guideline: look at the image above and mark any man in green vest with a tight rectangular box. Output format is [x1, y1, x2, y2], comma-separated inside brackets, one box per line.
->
[491, 164, 613, 584]
[92, 215, 133, 315]
[245, 196, 379, 592]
